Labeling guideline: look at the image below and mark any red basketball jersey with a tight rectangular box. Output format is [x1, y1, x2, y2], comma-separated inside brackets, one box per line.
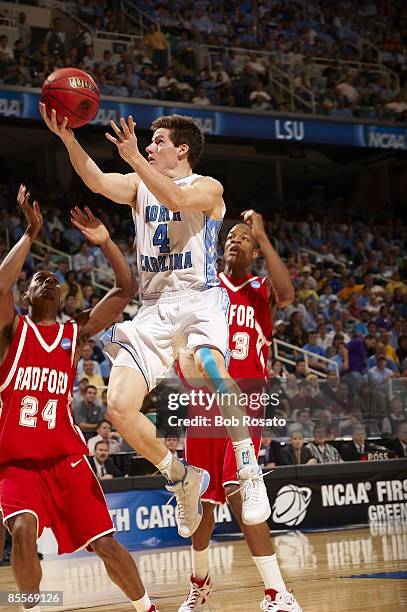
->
[0, 315, 87, 464]
[218, 272, 273, 379]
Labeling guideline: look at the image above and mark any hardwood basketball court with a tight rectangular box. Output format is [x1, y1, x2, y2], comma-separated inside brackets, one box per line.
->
[0, 524, 406, 611]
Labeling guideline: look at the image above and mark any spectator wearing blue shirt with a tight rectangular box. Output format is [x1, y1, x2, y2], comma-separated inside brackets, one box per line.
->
[367, 356, 394, 389]
[303, 331, 326, 358]
[353, 310, 370, 336]
[303, 331, 327, 373]
[367, 344, 398, 373]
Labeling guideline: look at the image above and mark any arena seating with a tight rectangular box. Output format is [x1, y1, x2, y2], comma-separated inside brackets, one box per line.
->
[0, 0, 406, 121]
[1, 177, 405, 452]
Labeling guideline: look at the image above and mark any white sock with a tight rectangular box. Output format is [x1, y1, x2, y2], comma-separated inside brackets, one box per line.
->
[131, 591, 152, 611]
[232, 438, 257, 470]
[156, 450, 185, 482]
[192, 546, 209, 580]
[253, 554, 286, 591]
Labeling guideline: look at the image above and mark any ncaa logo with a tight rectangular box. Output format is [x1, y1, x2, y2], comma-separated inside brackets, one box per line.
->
[250, 280, 261, 289]
[61, 338, 72, 350]
[272, 485, 312, 526]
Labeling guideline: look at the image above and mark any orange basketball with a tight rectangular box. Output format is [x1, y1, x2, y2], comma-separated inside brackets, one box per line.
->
[41, 68, 100, 128]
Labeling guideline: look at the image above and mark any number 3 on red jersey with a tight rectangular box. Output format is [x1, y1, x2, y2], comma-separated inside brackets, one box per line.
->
[231, 331, 250, 360]
[19, 396, 57, 429]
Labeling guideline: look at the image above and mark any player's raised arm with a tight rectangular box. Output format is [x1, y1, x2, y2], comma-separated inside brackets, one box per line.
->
[0, 185, 43, 338]
[242, 209, 295, 309]
[106, 116, 223, 217]
[70, 207, 137, 345]
[39, 104, 139, 205]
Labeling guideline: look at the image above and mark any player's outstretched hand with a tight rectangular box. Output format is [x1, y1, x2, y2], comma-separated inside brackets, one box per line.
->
[17, 183, 43, 239]
[241, 209, 266, 241]
[71, 207, 109, 246]
[106, 116, 139, 166]
[39, 103, 74, 143]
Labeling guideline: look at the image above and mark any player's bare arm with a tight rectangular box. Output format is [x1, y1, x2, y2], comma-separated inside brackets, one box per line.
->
[242, 209, 295, 309]
[71, 207, 137, 357]
[0, 185, 43, 359]
[106, 116, 223, 217]
[39, 104, 139, 205]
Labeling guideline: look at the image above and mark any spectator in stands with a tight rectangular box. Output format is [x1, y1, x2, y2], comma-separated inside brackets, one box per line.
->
[53, 258, 69, 284]
[396, 335, 407, 364]
[17, 13, 31, 54]
[340, 424, 377, 461]
[82, 359, 105, 395]
[73, 241, 95, 278]
[45, 17, 66, 56]
[291, 408, 314, 440]
[269, 358, 287, 382]
[382, 398, 405, 437]
[294, 357, 308, 379]
[345, 334, 367, 391]
[316, 322, 331, 353]
[368, 342, 398, 372]
[88, 441, 124, 479]
[192, 87, 211, 106]
[0, 35, 14, 63]
[258, 428, 282, 467]
[75, 385, 106, 440]
[378, 329, 399, 365]
[88, 419, 123, 455]
[77, 343, 102, 379]
[72, 376, 95, 420]
[389, 421, 407, 458]
[303, 330, 326, 370]
[338, 275, 364, 301]
[109, 74, 129, 97]
[327, 320, 351, 344]
[368, 355, 394, 389]
[70, 22, 92, 60]
[284, 374, 299, 399]
[308, 424, 342, 463]
[164, 431, 181, 457]
[144, 23, 168, 71]
[279, 429, 317, 465]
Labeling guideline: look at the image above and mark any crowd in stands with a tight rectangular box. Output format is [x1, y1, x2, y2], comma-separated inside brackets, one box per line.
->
[0, 0, 406, 121]
[1, 175, 406, 468]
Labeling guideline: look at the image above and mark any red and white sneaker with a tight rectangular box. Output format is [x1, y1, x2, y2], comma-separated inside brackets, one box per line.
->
[178, 574, 213, 610]
[148, 606, 159, 611]
[260, 589, 302, 611]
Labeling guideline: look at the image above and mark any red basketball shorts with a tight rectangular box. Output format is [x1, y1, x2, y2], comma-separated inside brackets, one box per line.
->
[184, 435, 261, 505]
[0, 455, 114, 554]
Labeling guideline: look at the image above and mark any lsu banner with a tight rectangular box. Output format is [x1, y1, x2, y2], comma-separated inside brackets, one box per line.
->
[106, 489, 239, 549]
[0, 87, 406, 150]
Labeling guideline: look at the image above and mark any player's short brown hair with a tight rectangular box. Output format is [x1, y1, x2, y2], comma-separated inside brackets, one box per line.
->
[151, 114, 205, 169]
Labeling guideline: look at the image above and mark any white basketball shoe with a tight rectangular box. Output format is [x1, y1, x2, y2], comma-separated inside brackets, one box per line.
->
[238, 464, 271, 525]
[178, 574, 213, 610]
[260, 589, 302, 611]
[166, 465, 210, 538]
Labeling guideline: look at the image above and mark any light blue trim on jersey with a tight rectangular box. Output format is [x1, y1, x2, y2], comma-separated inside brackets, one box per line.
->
[198, 347, 229, 394]
[204, 215, 222, 288]
[220, 287, 231, 368]
[100, 324, 151, 391]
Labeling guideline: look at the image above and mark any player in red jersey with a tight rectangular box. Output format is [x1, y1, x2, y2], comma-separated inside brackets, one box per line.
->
[178, 211, 302, 611]
[0, 186, 158, 612]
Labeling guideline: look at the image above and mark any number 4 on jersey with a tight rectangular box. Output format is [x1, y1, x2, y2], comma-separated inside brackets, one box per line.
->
[152, 223, 170, 253]
[19, 396, 57, 429]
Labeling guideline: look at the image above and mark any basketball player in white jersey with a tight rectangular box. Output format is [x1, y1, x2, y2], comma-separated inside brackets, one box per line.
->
[39, 107, 270, 535]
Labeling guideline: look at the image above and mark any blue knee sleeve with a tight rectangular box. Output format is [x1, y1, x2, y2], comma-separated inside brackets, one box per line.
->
[198, 347, 228, 394]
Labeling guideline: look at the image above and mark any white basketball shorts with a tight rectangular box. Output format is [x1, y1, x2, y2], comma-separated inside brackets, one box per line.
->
[100, 287, 230, 391]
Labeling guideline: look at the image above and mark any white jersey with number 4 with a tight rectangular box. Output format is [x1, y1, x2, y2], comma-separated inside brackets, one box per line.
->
[133, 174, 225, 300]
